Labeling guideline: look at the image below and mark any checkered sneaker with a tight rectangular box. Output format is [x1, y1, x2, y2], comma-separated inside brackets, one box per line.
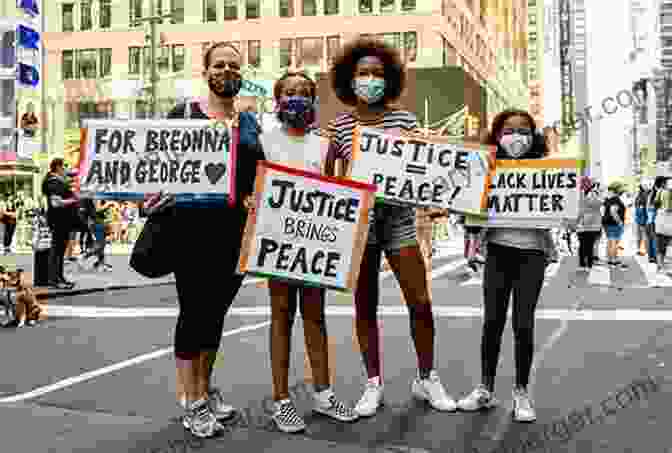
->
[314, 393, 359, 422]
[272, 399, 306, 433]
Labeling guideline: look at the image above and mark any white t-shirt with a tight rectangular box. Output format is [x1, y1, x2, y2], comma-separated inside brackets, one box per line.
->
[261, 126, 324, 173]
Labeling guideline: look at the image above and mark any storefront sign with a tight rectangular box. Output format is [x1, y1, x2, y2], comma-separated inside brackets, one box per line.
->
[238, 161, 375, 291]
[466, 159, 581, 228]
[78, 120, 235, 202]
[349, 127, 493, 214]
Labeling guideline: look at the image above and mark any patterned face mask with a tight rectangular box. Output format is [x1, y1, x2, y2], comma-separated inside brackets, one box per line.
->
[352, 77, 386, 104]
[276, 96, 315, 129]
[498, 133, 532, 158]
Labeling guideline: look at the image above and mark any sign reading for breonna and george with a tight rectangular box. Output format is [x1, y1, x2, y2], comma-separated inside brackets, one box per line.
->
[78, 120, 236, 203]
[466, 159, 582, 229]
[238, 161, 376, 291]
[348, 127, 493, 214]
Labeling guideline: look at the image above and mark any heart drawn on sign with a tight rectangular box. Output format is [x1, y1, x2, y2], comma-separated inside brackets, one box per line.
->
[205, 163, 227, 185]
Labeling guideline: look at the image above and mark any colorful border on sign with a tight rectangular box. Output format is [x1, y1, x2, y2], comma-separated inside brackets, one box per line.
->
[261, 160, 377, 192]
[237, 163, 267, 275]
[346, 189, 373, 291]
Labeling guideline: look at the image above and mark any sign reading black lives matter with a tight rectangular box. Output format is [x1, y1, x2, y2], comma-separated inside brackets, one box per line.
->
[466, 159, 581, 229]
[349, 127, 492, 214]
[238, 161, 376, 291]
[78, 120, 235, 202]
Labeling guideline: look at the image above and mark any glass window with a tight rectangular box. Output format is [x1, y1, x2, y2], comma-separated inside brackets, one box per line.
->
[246, 0, 260, 18]
[158, 46, 170, 73]
[100, 48, 112, 77]
[280, 39, 293, 68]
[326, 35, 340, 66]
[324, 0, 339, 15]
[303, 0, 316, 16]
[379, 32, 400, 49]
[381, 0, 394, 14]
[129, 47, 141, 74]
[171, 0, 185, 23]
[279, 0, 294, 17]
[0, 31, 15, 68]
[248, 40, 261, 67]
[359, 0, 372, 14]
[204, 0, 217, 22]
[76, 49, 98, 79]
[99, 0, 112, 28]
[298, 37, 322, 67]
[135, 100, 151, 119]
[62, 4, 75, 32]
[62, 50, 74, 79]
[401, 0, 415, 11]
[172, 44, 185, 72]
[224, 0, 237, 19]
[663, 38, 672, 47]
[81, 1, 93, 30]
[130, 0, 142, 26]
[404, 31, 417, 62]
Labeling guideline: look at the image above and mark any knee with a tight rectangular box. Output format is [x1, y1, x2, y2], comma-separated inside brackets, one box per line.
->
[513, 323, 534, 343]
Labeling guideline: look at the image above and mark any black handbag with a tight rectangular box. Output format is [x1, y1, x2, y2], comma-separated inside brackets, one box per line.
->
[129, 207, 176, 278]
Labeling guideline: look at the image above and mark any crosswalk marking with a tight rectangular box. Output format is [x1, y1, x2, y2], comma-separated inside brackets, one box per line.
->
[587, 265, 611, 286]
[634, 255, 672, 287]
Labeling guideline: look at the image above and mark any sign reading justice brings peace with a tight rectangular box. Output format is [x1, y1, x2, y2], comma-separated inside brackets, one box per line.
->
[78, 120, 236, 203]
[349, 127, 493, 214]
[238, 161, 376, 291]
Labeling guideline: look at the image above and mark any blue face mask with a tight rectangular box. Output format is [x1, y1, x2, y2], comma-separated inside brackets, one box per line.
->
[352, 77, 386, 104]
[276, 96, 315, 129]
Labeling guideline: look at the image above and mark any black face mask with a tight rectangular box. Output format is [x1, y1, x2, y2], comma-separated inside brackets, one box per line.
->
[208, 77, 242, 98]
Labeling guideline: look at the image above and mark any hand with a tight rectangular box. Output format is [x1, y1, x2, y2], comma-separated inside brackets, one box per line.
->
[243, 195, 256, 213]
[144, 191, 176, 217]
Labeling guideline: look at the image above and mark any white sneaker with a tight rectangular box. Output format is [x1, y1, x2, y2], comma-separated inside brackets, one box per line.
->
[354, 380, 384, 417]
[313, 388, 359, 422]
[184, 398, 224, 438]
[207, 387, 236, 421]
[456, 384, 499, 411]
[411, 370, 457, 412]
[512, 388, 536, 422]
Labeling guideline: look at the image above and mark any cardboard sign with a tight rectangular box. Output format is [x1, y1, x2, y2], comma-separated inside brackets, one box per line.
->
[466, 159, 581, 228]
[238, 161, 376, 291]
[349, 127, 493, 214]
[78, 120, 236, 203]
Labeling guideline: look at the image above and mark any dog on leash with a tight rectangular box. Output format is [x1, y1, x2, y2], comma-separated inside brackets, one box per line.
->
[0, 267, 42, 328]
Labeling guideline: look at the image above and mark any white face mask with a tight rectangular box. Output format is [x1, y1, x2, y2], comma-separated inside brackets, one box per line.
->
[498, 133, 532, 158]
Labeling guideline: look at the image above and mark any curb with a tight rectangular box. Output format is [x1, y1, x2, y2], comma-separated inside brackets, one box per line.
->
[34, 280, 176, 300]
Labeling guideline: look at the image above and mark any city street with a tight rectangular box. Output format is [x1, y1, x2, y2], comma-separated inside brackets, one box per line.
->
[0, 230, 671, 453]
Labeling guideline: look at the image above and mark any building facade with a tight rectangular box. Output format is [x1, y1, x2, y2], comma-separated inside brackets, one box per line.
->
[10, 0, 528, 185]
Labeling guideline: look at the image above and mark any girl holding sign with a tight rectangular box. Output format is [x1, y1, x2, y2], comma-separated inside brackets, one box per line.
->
[325, 37, 456, 417]
[456, 109, 551, 422]
[250, 70, 358, 433]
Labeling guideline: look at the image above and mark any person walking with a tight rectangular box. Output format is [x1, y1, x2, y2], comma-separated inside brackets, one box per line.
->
[324, 36, 456, 417]
[634, 182, 649, 256]
[145, 41, 265, 438]
[646, 177, 666, 264]
[456, 109, 551, 423]
[42, 158, 78, 289]
[576, 176, 603, 271]
[0, 194, 18, 254]
[654, 178, 672, 273]
[602, 182, 628, 269]
[252, 70, 357, 433]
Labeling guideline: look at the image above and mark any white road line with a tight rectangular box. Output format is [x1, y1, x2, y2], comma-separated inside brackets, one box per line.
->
[0, 321, 271, 404]
[635, 255, 672, 288]
[588, 265, 611, 286]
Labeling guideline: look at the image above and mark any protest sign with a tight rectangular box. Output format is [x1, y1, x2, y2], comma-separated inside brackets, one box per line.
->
[238, 161, 376, 291]
[349, 127, 493, 214]
[466, 159, 581, 228]
[77, 120, 236, 203]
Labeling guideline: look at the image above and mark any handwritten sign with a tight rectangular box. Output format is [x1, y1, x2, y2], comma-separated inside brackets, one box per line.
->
[466, 159, 581, 228]
[78, 120, 236, 203]
[238, 161, 376, 291]
[349, 127, 493, 214]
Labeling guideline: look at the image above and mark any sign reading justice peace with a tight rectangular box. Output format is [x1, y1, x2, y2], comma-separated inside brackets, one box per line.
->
[78, 120, 236, 203]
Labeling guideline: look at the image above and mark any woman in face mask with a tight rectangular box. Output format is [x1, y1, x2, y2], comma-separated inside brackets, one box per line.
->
[250, 70, 358, 433]
[324, 37, 456, 418]
[456, 109, 550, 423]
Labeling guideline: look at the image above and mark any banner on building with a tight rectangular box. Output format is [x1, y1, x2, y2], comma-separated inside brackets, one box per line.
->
[78, 120, 236, 202]
[466, 159, 581, 228]
[238, 161, 376, 291]
[348, 127, 493, 214]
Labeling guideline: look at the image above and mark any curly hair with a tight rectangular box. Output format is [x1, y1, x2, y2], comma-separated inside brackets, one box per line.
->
[273, 70, 317, 101]
[485, 109, 548, 159]
[329, 36, 405, 107]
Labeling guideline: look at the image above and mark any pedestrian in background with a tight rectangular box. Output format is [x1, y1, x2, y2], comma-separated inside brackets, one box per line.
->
[654, 178, 672, 273]
[602, 182, 628, 269]
[325, 36, 456, 417]
[0, 193, 18, 254]
[576, 176, 603, 271]
[646, 177, 666, 264]
[457, 108, 550, 422]
[634, 182, 649, 256]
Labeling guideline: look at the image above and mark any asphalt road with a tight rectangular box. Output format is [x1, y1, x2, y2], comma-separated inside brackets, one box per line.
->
[1, 241, 671, 453]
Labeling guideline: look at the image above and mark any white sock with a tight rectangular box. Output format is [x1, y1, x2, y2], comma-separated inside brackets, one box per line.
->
[314, 387, 333, 402]
[179, 395, 187, 408]
[367, 376, 381, 386]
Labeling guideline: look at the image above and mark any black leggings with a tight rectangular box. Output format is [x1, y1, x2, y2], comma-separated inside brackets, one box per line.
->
[481, 242, 545, 391]
[3, 222, 16, 248]
[577, 231, 600, 268]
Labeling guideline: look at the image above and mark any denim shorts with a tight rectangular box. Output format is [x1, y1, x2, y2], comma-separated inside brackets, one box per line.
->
[367, 203, 418, 253]
[605, 224, 624, 240]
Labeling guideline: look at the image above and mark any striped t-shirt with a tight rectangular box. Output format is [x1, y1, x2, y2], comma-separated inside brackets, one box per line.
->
[327, 110, 418, 161]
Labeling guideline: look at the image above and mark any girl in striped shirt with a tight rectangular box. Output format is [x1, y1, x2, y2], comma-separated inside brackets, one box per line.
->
[324, 36, 456, 417]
